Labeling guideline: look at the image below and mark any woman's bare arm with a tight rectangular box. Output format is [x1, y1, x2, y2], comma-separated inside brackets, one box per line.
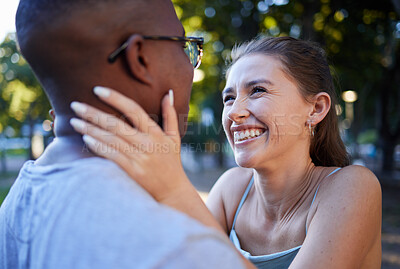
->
[207, 167, 254, 234]
[290, 165, 382, 269]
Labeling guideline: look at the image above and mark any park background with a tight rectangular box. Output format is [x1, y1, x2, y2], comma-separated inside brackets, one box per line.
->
[0, 0, 399, 267]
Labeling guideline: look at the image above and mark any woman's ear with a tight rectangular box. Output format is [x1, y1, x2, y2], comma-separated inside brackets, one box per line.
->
[309, 92, 331, 125]
[124, 34, 153, 85]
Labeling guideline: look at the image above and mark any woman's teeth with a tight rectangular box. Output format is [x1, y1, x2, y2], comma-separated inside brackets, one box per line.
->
[234, 129, 264, 142]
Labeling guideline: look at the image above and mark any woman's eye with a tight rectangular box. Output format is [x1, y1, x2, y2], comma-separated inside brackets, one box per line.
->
[223, 95, 235, 103]
[252, 86, 267, 94]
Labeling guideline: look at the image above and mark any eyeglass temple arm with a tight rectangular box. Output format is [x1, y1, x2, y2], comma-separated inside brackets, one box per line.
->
[108, 41, 129, 63]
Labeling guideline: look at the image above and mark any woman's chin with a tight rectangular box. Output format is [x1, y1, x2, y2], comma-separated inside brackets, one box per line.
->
[234, 156, 256, 168]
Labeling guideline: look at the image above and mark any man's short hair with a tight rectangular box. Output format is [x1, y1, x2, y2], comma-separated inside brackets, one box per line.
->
[16, 0, 155, 106]
[16, 0, 131, 34]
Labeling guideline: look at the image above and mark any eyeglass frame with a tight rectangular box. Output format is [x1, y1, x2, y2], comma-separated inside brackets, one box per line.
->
[108, 35, 204, 69]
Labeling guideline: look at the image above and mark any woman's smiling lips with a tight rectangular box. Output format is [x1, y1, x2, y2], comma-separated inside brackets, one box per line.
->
[231, 125, 267, 144]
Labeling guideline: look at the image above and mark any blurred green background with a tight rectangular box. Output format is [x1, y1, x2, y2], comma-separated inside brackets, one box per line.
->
[2, 0, 400, 171]
[0, 0, 400, 267]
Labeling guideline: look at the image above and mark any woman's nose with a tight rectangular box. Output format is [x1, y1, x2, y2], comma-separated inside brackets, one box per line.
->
[227, 99, 250, 123]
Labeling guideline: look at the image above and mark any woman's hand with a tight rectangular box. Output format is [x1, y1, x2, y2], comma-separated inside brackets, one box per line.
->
[49, 109, 55, 127]
[69, 86, 190, 203]
[69, 86, 226, 232]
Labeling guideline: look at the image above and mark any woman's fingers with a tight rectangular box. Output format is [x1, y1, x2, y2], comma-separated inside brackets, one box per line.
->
[70, 101, 140, 140]
[162, 90, 180, 144]
[82, 135, 137, 174]
[49, 109, 55, 120]
[49, 109, 55, 130]
[93, 86, 162, 134]
[72, 118, 155, 184]
[70, 117, 138, 155]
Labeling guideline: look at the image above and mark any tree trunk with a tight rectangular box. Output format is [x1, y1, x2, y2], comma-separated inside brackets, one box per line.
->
[392, 0, 400, 15]
[301, 0, 319, 41]
[377, 51, 400, 172]
[381, 136, 396, 171]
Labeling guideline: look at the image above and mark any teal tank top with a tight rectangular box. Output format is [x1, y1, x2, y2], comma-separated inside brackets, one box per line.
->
[229, 168, 341, 269]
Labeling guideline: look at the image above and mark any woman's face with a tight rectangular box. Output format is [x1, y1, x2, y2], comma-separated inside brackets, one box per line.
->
[222, 54, 312, 168]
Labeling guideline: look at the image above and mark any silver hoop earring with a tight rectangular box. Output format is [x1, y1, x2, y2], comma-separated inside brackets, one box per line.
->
[309, 122, 315, 137]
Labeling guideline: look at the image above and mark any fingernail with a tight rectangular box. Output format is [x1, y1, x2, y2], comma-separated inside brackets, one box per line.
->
[70, 118, 86, 131]
[70, 102, 87, 114]
[82, 135, 97, 146]
[169, 89, 174, 106]
[93, 86, 111, 98]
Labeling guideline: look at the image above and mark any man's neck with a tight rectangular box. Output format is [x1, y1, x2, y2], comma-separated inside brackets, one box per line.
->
[34, 114, 97, 166]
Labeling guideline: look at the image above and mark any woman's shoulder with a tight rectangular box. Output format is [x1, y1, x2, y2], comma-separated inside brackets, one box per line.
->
[218, 166, 254, 186]
[206, 167, 254, 231]
[302, 165, 382, 267]
[320, 165, 381, 195]
[214, 166, 254, 200]
[315, 164, 381, 215]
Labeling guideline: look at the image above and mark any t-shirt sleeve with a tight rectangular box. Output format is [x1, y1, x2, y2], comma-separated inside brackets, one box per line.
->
[157, 233, 246, 269]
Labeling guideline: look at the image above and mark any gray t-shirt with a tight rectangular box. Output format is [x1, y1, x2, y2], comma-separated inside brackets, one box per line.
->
[0, 157, 244, 269]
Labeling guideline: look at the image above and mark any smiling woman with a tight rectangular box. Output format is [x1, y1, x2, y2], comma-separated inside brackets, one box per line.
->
[221, 37, 349, 170]
[70, 36, 382, 269]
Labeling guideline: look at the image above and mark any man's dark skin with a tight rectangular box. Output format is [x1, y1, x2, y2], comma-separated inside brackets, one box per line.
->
[16, 0, 193, 166]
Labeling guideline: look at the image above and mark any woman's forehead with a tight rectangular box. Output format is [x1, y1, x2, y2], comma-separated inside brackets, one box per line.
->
[226, 54, 285, 86]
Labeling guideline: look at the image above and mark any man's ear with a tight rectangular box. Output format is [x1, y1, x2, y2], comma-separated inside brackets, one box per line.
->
[309, 92, 331, 124]
[124, 34, 153, 85]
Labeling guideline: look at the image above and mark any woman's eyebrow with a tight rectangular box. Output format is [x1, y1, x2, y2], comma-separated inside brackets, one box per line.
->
[222, 79, 273, 97]
[245, 79, 273, 88]
[221, 87, 233, 96]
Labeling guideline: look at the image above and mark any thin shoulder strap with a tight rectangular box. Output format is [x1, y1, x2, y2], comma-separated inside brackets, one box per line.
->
[309, 168, 341, 207]
[231, 176, 254, 231]
[306, 167, 342, 234]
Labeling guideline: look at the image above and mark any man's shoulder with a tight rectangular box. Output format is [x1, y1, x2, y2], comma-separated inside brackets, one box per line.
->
[45, 157, 189, 227]
[3, 158, 246, 269]
[38, 159, 244, 268]
[8, 157, 202, 238]
[35, 157, 212, 237]
[33, 156, 152, 205]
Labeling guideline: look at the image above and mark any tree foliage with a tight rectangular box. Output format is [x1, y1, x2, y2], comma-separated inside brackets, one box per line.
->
[0, 0, 399, 169]
[0, 33, 50, 136]
[174, 0, 400, 169]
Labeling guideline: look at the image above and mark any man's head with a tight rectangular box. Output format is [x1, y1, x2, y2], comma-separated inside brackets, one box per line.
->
[16, 0, 194, 135]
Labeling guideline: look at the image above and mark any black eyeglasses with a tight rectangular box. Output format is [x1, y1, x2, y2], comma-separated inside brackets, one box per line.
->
[108, 35, 204, 69]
